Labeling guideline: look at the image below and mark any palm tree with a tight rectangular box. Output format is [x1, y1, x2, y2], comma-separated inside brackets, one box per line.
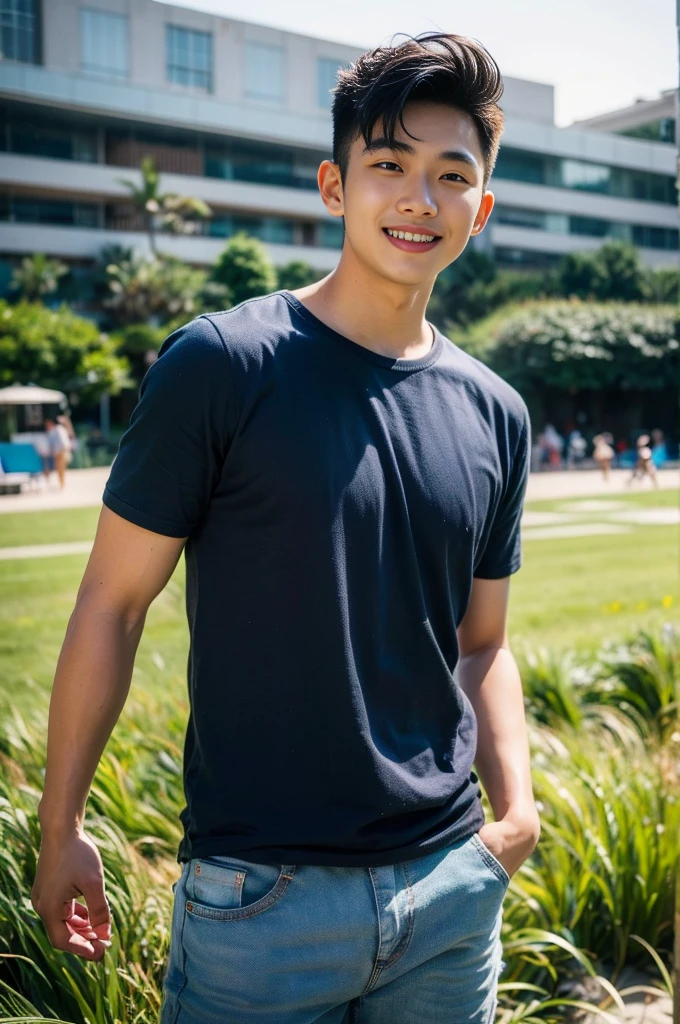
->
[118, 157, 211, 256]
[10, 253, 68, 301]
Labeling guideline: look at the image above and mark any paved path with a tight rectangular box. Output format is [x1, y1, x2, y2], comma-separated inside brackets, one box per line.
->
[0, 466, 677, 516]
[526, 467, 678, 501]
[0, 467, 110, 514]
[0, 540, 93, 560]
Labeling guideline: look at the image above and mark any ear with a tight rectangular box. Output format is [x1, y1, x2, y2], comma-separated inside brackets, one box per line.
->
[317, 159, 345, 218]
[470, 190, 495, 236]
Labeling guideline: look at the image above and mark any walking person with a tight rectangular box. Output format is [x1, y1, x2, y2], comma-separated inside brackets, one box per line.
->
[57, 413, 79, 466]
[32, 33, 541, 1024]
[626, 433, 659, 488]
[592, 432, 615, 482]
[43, 415, 72, 491]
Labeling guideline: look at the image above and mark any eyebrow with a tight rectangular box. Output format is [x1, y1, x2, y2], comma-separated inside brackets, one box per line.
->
[363, 137, 479, 170]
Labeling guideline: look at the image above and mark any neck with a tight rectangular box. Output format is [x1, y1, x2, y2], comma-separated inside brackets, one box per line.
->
[292, 241, 437, 360]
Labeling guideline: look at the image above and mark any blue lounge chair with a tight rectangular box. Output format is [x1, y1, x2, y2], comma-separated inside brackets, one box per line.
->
[0, 443, 45, 494]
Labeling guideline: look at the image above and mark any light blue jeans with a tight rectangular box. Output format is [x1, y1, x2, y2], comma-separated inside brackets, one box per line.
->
[159, 831, 509, 1023]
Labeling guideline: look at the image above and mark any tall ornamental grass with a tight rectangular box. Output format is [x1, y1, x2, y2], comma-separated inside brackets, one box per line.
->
[0, 626, 676, 1022]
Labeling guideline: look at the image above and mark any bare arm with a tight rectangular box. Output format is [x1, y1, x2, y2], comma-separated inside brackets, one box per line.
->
[32, 505, 186, 959]
[457, 575, 540, 875]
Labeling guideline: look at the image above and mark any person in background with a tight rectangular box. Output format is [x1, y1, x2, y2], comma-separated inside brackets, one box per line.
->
[651, 428, 666, 469]
[592, 432, 614, 481]
[57, 414, 79, 466]
[566, 429, 586, 470]
[43, 415, 71, 490]
[627, 433, 659, 488]
[543, 423, 563, 471]
[614, 437, 627, 469]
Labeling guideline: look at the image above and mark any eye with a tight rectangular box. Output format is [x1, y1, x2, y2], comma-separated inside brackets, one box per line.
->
[442, 172, 467, 183]
[374, 161, 403, 172]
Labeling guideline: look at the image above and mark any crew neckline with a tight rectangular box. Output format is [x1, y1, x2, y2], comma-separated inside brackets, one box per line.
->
[280, 290, 444, 372]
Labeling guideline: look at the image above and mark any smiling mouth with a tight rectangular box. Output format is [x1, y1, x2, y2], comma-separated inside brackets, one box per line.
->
[382, 228, 441, 251]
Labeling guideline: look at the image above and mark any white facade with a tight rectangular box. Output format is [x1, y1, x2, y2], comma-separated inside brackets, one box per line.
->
[0, 0, 677, 271]
[572, 88, 677, 139]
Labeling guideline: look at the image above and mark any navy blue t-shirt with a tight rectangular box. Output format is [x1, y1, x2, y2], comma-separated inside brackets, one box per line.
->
[103, 290, 531, 867]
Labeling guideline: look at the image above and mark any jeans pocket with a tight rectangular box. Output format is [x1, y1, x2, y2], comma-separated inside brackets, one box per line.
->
[469, 832, 511, 887]
[185, 855, 296, 921]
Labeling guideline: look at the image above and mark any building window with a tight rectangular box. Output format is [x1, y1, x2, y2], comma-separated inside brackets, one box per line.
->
[207, 212, 295, 245]
[632, 224, 679, 250]
[205, 137, 323, 190]
[166, 25, 212, 91]
[0, 0, 39, 63]
[1, 196, 100, 228]
[245, 42, 285, 102]
[494, 147, 677, 205]
[2, 110, 98, 162]
[494, 204, 679, 251]
[317, 58, 342, 109]
[81, 9, 128, 78]
[318, 220, 344, 248]
[495, 247, 562, 269]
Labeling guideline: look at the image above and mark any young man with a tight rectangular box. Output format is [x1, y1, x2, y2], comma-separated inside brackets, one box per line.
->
[32, 32, 540, 1023]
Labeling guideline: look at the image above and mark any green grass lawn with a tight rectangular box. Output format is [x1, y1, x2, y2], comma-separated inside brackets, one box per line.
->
[0, 488, 677, 718]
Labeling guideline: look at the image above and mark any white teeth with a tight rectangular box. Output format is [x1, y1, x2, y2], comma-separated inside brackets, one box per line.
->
[386, 229, 436, 242]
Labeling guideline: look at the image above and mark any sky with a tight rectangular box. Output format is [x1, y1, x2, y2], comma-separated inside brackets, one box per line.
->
[158, 0, 677, 127]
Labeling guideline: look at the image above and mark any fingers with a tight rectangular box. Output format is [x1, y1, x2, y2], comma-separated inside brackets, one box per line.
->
[79, 881, 112, 947]
[39, 910, 108, 961]
[36, 894, 113, 962]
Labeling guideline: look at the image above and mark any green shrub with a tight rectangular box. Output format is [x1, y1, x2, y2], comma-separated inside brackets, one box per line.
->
[211, 233, 277, 307]
[277, 260, 320, 291]
[0, 301, 130, 404]
[450, 300, 679, 394]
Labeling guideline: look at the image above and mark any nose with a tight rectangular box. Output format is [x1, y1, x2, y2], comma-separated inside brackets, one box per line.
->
[396, 174, 437, 218]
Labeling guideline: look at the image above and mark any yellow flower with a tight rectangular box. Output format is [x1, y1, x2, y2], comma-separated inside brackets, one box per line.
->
[662, 595, 674, 608]
[610, 601, 622, 613]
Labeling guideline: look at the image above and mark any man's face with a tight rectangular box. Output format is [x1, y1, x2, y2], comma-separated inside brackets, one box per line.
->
[337, 100, 493, 287]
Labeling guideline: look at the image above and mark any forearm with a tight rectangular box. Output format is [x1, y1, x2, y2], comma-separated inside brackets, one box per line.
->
[457, 644, 538, 827]
[38, 600, 145, 837]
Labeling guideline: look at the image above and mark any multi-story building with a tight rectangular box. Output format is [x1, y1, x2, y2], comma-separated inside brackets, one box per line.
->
[0, 0, 677, 280]
[573, 88, 677, 146]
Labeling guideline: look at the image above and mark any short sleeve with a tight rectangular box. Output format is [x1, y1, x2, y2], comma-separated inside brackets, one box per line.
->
[473, 405, 531, 579]
[102, 316, 236, 538]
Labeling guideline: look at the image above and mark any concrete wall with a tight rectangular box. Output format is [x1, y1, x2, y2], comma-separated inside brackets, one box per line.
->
[573, 90, 677, 133]
[43, 0, 361, 118]
[490, 223, 677, 268]
[0, 221, 341, 270]
[0, 154, 332, 220]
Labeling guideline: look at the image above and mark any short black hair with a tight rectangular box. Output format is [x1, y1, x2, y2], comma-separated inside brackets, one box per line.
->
[331, 33, 504, 191]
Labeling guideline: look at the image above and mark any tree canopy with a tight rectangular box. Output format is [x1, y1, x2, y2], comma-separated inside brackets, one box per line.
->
[0, 301, 130, 404]
[211, 233, 277, 307]
[451, 300, 680, 394]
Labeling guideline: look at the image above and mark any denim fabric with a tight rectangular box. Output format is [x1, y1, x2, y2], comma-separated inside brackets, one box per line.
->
[159, 831, 509, 1023]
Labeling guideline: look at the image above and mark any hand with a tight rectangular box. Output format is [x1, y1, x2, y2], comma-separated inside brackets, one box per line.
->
[477, 813, 540, 880]
[31, 830, 112, 962]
